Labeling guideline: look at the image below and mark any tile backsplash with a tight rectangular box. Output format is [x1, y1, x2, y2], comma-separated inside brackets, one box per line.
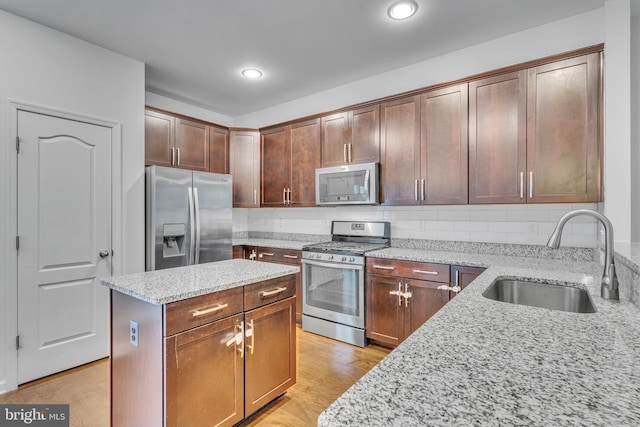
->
[234, 203, 601, 248]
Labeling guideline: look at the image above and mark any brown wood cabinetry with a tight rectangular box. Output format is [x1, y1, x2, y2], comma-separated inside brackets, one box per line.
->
[261, 119, 320, 207]
[209, 125, 229, 174]
[527, 53, 601, 202]
[380, 84, 467, 206]
[230, 130, 260, 207]
[145, 109, 211, 171]
[470, 52, 601, 204]
[366, 259, 485, 347]
[366, 258, 450, 347]
[469, 70, 527, 204]
[321, 105, 379, 167]
[110, 274, 297, 427]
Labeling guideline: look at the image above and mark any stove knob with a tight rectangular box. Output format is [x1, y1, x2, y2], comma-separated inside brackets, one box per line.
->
[349, 257, 355, 262]
[341, 256, 347, 262]
[328, 255, 334, 260]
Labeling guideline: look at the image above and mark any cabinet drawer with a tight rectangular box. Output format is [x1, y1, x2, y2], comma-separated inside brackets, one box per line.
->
[245, 274, 296, 311]
[256, 247, 302, 265]
[366, 258, 450, 283]
[164, 286, 244, 336]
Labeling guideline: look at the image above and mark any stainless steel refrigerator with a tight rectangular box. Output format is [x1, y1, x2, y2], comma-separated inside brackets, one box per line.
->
[145, 165, 232, 271]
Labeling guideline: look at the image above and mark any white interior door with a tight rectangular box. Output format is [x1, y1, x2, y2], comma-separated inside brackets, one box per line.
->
[17, 110, 112, 384]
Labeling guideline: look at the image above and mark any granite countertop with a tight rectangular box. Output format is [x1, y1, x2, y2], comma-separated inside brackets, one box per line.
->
[101, 258, 299, 305]
[233, 238, 308, 251]
[319, 247, 640, 426]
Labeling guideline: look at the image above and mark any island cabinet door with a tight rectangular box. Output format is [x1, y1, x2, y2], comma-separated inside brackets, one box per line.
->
[366, 274, 405, 348]
[165, 313, 245, 427]
[244, 296, 296, 417]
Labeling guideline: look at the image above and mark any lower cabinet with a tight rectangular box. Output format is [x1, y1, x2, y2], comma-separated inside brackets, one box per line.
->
[111, 274, 296, 427]
[366, 258, 485, 347]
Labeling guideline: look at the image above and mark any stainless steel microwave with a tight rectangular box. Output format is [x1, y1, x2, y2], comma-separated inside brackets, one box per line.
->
[315, 162, 379, 205]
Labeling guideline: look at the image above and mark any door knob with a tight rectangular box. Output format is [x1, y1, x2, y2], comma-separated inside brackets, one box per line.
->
[99, 250, 110, 259]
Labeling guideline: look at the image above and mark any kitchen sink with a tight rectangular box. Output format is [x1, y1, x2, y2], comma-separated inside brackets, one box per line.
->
[482, 279, 597, 313]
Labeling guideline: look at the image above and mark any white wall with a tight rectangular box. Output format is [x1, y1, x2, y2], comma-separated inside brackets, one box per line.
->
[146, 91, 234, 128]
[0, 10, 145, 393]
[631, 11, 640, 241]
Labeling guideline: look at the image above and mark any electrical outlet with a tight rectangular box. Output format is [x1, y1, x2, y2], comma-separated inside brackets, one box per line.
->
[130, 320, 139, 347]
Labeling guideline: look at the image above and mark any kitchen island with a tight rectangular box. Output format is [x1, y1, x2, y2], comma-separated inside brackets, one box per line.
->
[102, 259, 299, 427]
[319, 248, 640, 426]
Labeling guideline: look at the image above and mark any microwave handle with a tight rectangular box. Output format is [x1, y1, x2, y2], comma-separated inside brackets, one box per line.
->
[364, 169, 370, 195]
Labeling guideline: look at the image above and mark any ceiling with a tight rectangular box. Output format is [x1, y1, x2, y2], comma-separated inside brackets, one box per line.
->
[0, 0, 612, 117]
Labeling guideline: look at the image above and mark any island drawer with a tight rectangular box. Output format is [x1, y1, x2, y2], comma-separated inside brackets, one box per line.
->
[245, 274, 296, 311]
[164, 286, 244, 336]
[256, 247, 302, 265]
[366, 258, 450, 283]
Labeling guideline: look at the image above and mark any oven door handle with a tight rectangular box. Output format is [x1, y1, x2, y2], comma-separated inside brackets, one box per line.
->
[302, 258, 363, 271]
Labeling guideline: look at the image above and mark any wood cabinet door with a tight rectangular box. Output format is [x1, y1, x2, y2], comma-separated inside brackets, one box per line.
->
[365, 274, 404, 347]
[165, 314, 244, 427]
[450, 265, 485, 299]
[380, 96, 421, 205]
[321, 112, 349, 167]
[290, 119, 320, 206]
[469, 70, 527, 204]
[261, 126, 291, 207]
[405, 279, 449, 338]
[421, 84, 468, 205]
[174, 118, 209, 171]
[145, 110, 174, 167]
[351, 105, 380, 164]
[230, 130, 260, 207]
[209, 125, 229, 174]
[527, 53, 601, 203]
[244, 297, 296, 417]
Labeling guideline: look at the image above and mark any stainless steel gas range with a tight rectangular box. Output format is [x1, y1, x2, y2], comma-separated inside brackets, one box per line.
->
[301, 221, 390, 347]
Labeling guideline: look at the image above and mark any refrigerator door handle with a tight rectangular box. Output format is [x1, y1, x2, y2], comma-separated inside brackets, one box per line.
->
[193, 187, 201, 264]
[187, 187, 196, 265]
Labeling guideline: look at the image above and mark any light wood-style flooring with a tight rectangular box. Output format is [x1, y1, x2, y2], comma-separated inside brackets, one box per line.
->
[0, 326, 390, 427]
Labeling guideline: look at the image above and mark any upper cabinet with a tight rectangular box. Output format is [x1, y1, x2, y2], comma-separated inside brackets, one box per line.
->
[145, 109, 221, 173]
[469, 70, 527, 204]
[526, 53, 601, 203]
[470, 52, 602, 204]
[321, 105, 379, 167]
[209, 125, 229, 174]
[262, 119, 320, 207]
[380, 84, 468, 206]
[230, 130, 260, 208]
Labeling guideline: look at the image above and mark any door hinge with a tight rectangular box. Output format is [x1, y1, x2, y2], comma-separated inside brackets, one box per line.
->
[16, 335, 21, 350]
[16, 136, 20, 152]
[16, 236, 20, 250]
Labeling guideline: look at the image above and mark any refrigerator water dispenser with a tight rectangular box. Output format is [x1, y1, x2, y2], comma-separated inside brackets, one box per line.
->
[163, 223, 186, 258]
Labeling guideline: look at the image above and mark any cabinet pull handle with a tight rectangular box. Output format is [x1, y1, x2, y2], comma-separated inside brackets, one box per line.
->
[529, 171, 533, 199]
[283, 254, 298, 259]
[455, 270, 460, 287]
[245, 319, 255, 355]
[343, 144, 347, 163]
[414, 179, 419, 201]
[519, 172, 524, 199]
[287, 188, 292, 205]
[253, 189, 257, 206]
[226, 321, 244, 358]
[283, 188, 287, 205]
[373, 265, 395, 270]
[260, 286, 287, 297]
[421, 179, 425, 201]
[437, 284, 461, 294]
[171, 147, 175, 166]
[192, 303, 229, 317]
[177, 148, 181, 166]
[389, 282, 403, 306]
[412, 269, 438, 275]
[348, 143, 353, 163]
[258, 252, 274, 259]
[403, 283, 412, 307]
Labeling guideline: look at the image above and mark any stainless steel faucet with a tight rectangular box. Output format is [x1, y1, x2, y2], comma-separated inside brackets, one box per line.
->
[547, 209, 619, 300]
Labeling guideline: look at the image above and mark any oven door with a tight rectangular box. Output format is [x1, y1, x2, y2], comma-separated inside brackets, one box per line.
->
[302, 258, 365, 329]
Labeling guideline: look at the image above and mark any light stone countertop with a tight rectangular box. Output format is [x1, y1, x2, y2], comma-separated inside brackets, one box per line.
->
[232, 238, 308, 251]
[101, 258, 299, 305]
[318, 247, 640, 426]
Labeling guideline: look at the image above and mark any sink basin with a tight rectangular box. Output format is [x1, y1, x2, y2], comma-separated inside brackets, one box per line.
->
[482, 279, 596, 313]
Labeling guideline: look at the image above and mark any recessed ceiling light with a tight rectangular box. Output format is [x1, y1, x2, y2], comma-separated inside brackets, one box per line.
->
[387, 0, 418, 20]
[242, 68, 263, 79]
